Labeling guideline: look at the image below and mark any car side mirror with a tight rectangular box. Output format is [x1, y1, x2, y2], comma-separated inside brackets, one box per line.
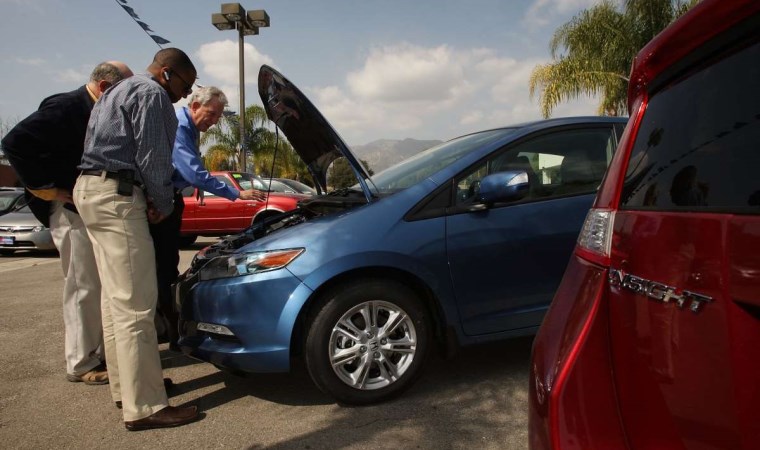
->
[474, 170, 530, 207]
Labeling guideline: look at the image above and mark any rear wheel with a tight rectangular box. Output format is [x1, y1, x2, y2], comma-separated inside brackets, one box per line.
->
[304, 279, 430, 405]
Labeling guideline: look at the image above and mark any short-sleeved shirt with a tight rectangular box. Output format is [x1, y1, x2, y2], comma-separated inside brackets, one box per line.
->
[80, 73, 178, 215]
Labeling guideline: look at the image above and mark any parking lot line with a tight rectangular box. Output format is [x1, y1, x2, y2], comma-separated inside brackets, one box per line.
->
[0, 258, 59, 274]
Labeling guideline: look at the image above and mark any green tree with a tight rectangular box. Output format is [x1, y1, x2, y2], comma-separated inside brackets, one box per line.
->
[328, 158, 374, 190]
[200, 104, 311, 182]
[529, 0, 698, 118]
[201, 104, 270, 171]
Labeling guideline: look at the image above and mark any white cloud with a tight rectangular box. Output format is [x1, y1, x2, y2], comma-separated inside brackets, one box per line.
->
[196, 40, 274, 87]
[523, 0, 604, 27]
[15, 57, 45, 66]
[347, 44, 466, 103]
[195, 40, 276, 114]
[191, 40, 600, 144]
[311, 43, 598, 143]
[57, 68, 88, 84]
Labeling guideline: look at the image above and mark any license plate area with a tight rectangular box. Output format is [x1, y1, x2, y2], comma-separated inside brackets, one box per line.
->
[0, 236, 15, 246]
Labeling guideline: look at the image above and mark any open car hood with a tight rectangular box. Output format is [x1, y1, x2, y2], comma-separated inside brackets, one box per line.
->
[258, 65, 375, 200]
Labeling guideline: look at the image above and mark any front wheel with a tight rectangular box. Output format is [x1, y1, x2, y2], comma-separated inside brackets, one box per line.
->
[304, 279, 430, 405]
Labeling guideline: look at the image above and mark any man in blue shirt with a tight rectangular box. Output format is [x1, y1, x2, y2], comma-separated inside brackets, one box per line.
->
[151, 86, 264, 350]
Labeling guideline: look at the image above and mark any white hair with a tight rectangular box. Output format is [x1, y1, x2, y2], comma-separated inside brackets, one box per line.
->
[189, 86, 228, 107]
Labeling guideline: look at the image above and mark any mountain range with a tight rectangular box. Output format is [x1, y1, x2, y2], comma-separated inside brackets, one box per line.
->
[350, 138, 443, 173]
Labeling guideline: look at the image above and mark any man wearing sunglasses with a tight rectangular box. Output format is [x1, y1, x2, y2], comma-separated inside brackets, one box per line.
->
[75, 48, 199, 431]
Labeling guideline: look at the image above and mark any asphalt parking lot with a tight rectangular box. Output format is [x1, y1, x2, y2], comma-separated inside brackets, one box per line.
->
[0, 237, 531, 449]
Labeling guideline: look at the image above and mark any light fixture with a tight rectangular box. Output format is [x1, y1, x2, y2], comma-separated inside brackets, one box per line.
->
[211, 3, 271, 173]
[211, 13, 234, 30]
[221, 3, 245, 21]
[247, 10, 270, 27]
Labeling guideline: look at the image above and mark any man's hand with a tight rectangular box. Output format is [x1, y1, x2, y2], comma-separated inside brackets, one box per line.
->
[239, 189, 267, 201]
[28, 187, 73, 204]
[146, 203, 168, 224]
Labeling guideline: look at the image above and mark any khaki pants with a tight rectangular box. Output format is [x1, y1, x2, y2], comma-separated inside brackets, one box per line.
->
[74, 174, 168, 421]
[49, 201, 104, 376]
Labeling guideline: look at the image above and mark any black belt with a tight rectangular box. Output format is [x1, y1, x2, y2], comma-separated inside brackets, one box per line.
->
[81, 169, 142, 187]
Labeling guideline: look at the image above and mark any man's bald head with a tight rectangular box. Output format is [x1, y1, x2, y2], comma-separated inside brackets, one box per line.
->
[88, 61, 133, 99]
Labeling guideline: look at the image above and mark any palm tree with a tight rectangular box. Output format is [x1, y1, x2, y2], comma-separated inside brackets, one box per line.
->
[529, 0, 698, 118]
[201, 104, 270, 171]
[201, 104, 312, 181]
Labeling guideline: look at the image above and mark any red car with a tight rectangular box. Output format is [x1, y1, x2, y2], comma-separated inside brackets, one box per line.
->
[179, 171, 308, 246]
[529, 1, 760, 449]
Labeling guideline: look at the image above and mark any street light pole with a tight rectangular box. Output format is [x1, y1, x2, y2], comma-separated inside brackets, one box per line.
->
[212, 3, 270, 173]
[237, 22, 246, 172]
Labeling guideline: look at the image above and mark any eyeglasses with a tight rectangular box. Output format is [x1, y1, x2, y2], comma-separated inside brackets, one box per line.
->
[171, 70, 194, 96]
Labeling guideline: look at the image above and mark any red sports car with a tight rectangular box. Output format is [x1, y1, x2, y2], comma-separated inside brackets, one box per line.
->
[179, 171, 309, 246]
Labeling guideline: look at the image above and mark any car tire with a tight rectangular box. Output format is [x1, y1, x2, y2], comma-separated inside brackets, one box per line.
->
[304, 278, 430, 405]
[178, 235, 197, 248]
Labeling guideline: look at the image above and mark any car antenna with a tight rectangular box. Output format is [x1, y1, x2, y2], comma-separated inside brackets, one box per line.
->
[264, 126, 283, 211]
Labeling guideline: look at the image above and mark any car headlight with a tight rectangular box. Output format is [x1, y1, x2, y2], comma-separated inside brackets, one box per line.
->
[198, 248, 304, 281]
[32, 226, 46, 232]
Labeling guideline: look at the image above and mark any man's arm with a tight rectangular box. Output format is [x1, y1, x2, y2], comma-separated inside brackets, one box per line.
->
[133, 92, 176, 217]
[172, 124, 240, 201]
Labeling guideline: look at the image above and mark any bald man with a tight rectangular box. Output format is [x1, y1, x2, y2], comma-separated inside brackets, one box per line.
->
[2, 61, 133, 385]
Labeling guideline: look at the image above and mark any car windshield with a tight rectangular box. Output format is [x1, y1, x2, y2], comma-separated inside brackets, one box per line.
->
[279, 179, 315, 194]
[367, 128, 517, 194]
[0, 191, 23, 213]
[262, 179, 296, 193]
[230, 173, 267, 191]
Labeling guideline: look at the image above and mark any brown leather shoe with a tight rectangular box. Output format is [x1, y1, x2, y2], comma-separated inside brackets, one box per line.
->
[124, 405, 199, 431]
[66, 363, 109, 385]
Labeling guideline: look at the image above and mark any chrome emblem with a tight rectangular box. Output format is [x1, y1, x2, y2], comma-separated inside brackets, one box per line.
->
[608, 268, 712, 313]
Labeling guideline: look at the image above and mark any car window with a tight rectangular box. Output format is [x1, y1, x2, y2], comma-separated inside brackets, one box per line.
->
[455, 127, 616, 205]
[206, 175, 236, 198]
[263, 179, 296, 193]
[620, 40, 760, 213]
[0, 192, 21, 211]
[370, 128, 518, 193]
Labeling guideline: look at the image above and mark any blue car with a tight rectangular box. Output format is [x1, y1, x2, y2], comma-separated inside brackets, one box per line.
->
[175, 65, 627, 405]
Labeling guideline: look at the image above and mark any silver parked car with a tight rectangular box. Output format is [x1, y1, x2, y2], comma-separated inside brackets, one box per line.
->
[0, 188, 55, 255]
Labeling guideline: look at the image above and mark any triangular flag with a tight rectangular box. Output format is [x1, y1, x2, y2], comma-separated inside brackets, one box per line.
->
[150, 34, 171, 45]
[136, 20, 154, 32]
[120, 4, 140, 20]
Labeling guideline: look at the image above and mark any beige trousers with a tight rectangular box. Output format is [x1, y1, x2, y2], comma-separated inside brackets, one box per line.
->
[49, 201, 104, 376]
[73, 174, 168, 421]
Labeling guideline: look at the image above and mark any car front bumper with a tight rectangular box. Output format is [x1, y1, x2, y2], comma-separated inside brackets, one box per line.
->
[0, 228, 55, 251]
[175, 266, 313, 373]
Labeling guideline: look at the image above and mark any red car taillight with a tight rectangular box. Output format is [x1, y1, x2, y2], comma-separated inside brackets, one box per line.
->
[575, 208, 614, 267]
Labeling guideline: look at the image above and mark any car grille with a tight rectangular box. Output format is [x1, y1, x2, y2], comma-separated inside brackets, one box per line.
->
[0, 226, 36, 233]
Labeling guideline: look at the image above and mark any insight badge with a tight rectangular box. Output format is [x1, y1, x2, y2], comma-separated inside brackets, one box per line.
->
[608, 268, 712, 313]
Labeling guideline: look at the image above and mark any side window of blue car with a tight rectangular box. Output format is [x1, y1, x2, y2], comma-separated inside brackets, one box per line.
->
[455, 127, 617, 205]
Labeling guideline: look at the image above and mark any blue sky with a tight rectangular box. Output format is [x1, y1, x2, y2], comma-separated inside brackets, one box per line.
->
[0, 0, 603, 145]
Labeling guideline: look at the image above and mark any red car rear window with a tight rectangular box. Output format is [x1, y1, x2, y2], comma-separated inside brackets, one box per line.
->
[620, 39, 760, 214]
